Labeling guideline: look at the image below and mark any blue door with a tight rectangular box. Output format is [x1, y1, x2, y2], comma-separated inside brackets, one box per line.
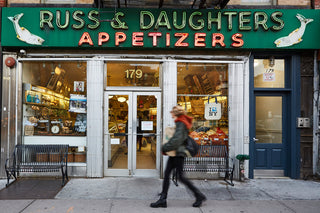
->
[253, 94, 287, 177]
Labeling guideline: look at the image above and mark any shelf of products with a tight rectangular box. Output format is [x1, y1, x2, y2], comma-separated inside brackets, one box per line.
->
[23, 84, 87, 137]
[24, 84, 69, 110]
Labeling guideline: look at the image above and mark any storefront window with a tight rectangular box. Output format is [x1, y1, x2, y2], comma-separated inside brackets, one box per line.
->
[177, 63, 229, 150]
[22, 61, 87, 163]
[106, 62, 160, 87]
[254, 58, 285, 88]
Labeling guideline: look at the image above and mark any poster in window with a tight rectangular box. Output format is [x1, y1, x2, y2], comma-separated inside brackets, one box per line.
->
[69, 94, 87, 113]
[74, 114, 87, 133]
[74, 81, 85, 92]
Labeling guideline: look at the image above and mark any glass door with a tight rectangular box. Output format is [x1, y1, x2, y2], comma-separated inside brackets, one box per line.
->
[104, 91, 161, 177]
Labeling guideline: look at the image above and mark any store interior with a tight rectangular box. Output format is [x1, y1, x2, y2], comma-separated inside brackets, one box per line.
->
[177, 63, 229, 150]
[22, 61, 87, 163]
[21, 61, 229, 167]
[108, 94, 157, 169]
[107, 62, 229, 169]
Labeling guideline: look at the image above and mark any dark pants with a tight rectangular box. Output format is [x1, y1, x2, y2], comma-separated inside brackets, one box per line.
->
[162, 156, 200, 196]
[137, 136, 142, 150]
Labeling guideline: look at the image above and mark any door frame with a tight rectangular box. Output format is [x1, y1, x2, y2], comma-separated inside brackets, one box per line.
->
[103, 91, 161, 177]
[249, 54, 301, 179]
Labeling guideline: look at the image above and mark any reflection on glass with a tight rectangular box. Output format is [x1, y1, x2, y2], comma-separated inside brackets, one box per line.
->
[22, 61, 87, 137]
[255, 96, 282, 144]
[177, 63, 228, 95]
[22, 61, 87, 162]
[108, 95, 128, 169]
[136, 95, 157, 169]
[106, 62, 160, 87]
[177, 63, 229, 155]
[254, 59, 285, 88]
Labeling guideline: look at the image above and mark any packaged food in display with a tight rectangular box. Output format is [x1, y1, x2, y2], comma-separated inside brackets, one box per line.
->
[195, 126, 210, 132]
[189, 131, 201, 145]
[191, 99, 204, 115]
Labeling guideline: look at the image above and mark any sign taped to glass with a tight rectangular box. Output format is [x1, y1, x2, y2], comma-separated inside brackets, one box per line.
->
[69, 94, 87, 113]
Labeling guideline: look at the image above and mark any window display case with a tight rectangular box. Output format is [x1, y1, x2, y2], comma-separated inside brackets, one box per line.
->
[177, 63, 229, 155]
[23, 84, 86, 136]
[22, 61, 87, 163]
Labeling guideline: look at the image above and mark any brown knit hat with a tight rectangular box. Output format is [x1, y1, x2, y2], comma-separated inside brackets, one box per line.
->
[170, 105, 186, 116]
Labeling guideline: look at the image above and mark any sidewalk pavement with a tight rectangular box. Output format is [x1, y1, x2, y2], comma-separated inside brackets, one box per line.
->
[1, 177, 320, 213]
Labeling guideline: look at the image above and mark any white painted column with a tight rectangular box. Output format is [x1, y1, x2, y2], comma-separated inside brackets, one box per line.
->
[228, 62, 249, 179]
[161, 60, 177, 177]
[243, 60, 250, 178]
[87, 59, 104, 177]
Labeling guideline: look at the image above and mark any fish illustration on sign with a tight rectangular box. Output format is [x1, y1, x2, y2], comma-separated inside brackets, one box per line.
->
[274, 14, 313, 48]
[8, 13, 44, 45]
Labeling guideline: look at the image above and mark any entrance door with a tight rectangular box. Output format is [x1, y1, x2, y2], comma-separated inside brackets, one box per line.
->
[252, 94, 287, 177]
[104, 91, 161, 177]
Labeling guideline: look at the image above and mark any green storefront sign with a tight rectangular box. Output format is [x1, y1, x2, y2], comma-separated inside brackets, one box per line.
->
[2, 7, 320, 49]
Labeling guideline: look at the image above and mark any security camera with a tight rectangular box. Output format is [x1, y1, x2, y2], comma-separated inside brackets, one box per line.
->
[19, 49, 26, 55]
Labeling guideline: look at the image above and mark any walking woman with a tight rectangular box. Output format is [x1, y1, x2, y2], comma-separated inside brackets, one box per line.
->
[150, 105, 206, 208]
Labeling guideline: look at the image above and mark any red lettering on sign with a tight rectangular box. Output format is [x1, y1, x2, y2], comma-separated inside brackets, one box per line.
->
[78, 31, 246, 49]
[212, 33, 226, 47]
[194, 33, 206, 47]
[132, 32, 144, 46]
[231, 33, 244, 47]
[98, 32, 110, 46]
[78, 32, 93, 46]
[148, 32, 162, 46]
[115, 32, 127, 46]
[174, 33, 189, 47]
[166, 33, 170, 47]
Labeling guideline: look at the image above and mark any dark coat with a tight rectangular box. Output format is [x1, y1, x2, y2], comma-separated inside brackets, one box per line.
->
[162, 121, 189, 157]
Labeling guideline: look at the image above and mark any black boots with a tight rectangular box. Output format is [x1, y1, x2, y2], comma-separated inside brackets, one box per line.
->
[150, 193, 167, 208]
[150, 192, 206, 208]
[193, 192, 207, 207]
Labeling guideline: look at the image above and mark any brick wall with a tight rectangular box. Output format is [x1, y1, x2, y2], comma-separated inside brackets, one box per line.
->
[278, 0, 310, 6]
[76, 0, 94, 3]
[8, 0, 39, 3]
[7, 0, 94, 4]
[228, 0, 311, 6]
[315, 0, 320, 9]
[0, 0, 6, 7]
[228, 0, 241, 5]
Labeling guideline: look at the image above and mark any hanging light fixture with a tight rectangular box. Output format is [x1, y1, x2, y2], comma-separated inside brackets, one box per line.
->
[269, 56, 275, 67]
[118, 97, 126, 102]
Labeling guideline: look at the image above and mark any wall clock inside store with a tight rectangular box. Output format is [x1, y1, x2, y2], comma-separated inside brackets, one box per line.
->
[51, 125, 60, 134]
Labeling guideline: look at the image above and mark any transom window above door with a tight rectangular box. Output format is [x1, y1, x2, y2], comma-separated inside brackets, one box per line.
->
[254, 58, 285, 88]
[106, 62, 160, 87]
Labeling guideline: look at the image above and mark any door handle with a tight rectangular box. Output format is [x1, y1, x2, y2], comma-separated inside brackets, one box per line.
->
[253, 137, 259, 142]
